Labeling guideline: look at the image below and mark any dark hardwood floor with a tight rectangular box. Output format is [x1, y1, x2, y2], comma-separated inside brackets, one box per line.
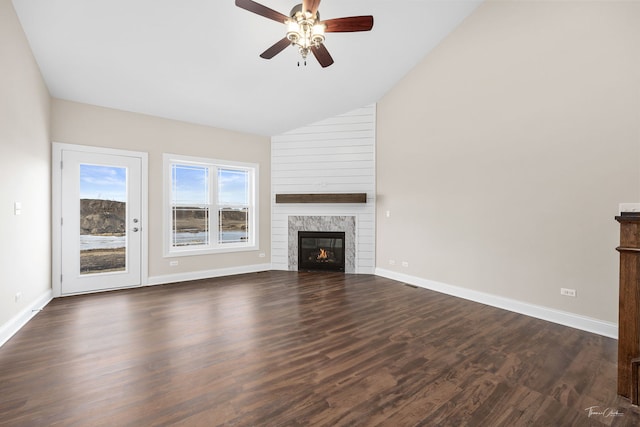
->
[1, 271, 638, 426]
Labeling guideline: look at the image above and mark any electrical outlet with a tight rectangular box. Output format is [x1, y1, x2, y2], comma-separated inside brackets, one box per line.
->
[169, 260, 179, 266]
[560, 288, 576, 297]
[401, 261, 409, 268]
[259, 252, 266, 258]
[389, 259, 396, 266]
[385, 210, 391, 218]
[15, 292, 22, 303]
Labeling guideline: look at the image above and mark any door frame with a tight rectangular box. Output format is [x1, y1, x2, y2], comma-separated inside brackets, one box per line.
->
[52, 142, 149, 297]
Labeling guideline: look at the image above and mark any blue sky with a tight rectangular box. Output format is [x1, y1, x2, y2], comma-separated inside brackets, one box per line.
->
[80, 164, 249, 204]
[172, 165, 248, 205]
[218, 169, 248, 205]
[80, 164, 126, 201]
[173, 165, 208, 204]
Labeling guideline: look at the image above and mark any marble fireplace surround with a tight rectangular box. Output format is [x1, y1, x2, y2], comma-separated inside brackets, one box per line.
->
[287, 216, 356, 273]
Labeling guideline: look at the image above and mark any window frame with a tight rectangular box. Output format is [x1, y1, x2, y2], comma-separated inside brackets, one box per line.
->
[163, 153, 259, 257]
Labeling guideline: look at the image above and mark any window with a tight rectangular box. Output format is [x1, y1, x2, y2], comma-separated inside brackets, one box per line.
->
[164, 154, 258, 256]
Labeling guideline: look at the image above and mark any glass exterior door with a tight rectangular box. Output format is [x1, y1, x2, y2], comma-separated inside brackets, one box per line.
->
[61, 150, 142, 294]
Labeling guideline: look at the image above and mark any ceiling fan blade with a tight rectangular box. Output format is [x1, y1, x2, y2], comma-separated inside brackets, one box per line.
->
[311, 44, 334, 68]
[302, 0, 321, 16]
[323, 16, 374, 32]
[260, 37, 291, 59]
[235, 0, 289, 23]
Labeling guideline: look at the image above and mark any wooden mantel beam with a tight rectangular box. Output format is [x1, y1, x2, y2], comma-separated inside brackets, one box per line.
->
[275, 193, 367, 204]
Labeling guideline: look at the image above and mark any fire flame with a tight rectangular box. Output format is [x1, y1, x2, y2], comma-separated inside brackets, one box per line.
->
[317, 248, 328, 260]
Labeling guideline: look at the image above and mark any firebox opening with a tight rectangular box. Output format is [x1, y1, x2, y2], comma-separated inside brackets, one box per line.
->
[298, 231, 346, 272]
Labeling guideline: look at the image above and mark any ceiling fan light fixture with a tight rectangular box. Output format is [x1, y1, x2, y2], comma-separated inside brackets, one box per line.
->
[286, 20, 301, 43]
[298, 47, 310, 61]
[235, 0, 374, 68]
[285, 8, 325, 59]
[311, 23, 325, 46]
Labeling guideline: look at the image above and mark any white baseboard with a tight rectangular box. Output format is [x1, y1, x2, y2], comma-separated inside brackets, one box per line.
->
[0, 289, 53, 348]
[147, 263, 272, 286]
[375, 268, 618, 339]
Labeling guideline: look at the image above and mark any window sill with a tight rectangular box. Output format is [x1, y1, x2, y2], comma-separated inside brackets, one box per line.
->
[164, 244, 259, 258]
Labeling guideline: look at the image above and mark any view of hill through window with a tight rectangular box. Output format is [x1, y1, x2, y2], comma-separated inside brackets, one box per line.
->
[79, 164, 126, 274]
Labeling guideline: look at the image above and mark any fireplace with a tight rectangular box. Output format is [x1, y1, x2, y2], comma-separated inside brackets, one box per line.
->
[298, 231, 346, 272]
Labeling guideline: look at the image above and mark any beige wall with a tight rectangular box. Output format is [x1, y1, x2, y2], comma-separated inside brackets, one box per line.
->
[0, 0, 51, 326]
[51, 99, 271, 279]
[377, 0, 640, 323]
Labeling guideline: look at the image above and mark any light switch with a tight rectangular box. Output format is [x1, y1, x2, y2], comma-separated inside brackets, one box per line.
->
[14, 202, 22, 216]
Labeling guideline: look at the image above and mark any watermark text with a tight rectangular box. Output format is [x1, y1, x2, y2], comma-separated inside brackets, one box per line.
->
[585, 406, 624, 418]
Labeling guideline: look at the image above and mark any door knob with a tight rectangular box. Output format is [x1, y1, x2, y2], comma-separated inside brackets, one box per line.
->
[132, 227, 139, 232]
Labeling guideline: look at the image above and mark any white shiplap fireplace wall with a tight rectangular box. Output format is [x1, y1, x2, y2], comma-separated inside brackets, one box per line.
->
[271, 104, 376, 274]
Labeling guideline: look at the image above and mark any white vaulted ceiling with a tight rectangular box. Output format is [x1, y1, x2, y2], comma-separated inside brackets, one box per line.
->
[12, 0, 482, 136]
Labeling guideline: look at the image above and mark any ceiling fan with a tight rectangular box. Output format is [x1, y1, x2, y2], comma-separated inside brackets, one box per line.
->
[235, 0, 374, 68]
